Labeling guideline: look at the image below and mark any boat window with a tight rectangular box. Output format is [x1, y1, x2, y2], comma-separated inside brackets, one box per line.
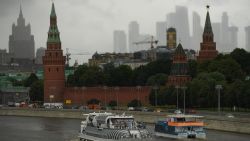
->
[176, 118, 186, 122]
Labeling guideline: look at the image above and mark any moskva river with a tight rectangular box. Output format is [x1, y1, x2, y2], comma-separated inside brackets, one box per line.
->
[0, 116, 250, 141]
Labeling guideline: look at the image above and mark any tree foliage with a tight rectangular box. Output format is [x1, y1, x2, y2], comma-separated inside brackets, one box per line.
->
[127, 99, 142, 107]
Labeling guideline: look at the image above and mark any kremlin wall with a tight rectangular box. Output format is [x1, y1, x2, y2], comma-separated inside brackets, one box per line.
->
[42, 3, 218, 107]
[64, 87, 151, 106]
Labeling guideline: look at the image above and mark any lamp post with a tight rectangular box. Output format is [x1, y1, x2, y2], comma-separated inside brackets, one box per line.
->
[153, 85, 159, 106]
[175, 85, 180, 109]
[215, 85, 223, 115]
[136, 85, 141, 107]
[103, 86, 107, 108]
[181, 86, 187, 114]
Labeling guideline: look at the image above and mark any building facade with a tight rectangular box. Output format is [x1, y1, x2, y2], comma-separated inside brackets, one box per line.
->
[128, 21, 140, 53]
[197, 6, 218, 62]
[167, 43, 191, 87]
[113, 30, 127, 53]
[9, 6, 35, 60]
[245, 26, 250, 52]
[35, 47, 46, 64]
[167, 28, 177, 49]
[43, 3, 66, 104]
[156, 21, 167, 46]
[192, 12, 203, 50]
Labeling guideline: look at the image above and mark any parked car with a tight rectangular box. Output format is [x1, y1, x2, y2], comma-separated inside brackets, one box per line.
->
[128, 107, 135, 111]
[174, 109, 182, 114]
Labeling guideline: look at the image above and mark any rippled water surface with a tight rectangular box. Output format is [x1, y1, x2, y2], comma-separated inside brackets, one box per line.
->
[0, 116, 250, 141]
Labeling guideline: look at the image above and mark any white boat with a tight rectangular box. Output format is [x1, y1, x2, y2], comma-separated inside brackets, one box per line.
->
[79, 112, 152, 141]
[154, 114, 206, 139]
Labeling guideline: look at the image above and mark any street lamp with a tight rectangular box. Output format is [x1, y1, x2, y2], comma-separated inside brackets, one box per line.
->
[215, 85, 223, 115]
[181, 86, 187, 114]
[153, 85, 159, 106]
[136, 85, 141, 107]
[175, 85, 180, 109]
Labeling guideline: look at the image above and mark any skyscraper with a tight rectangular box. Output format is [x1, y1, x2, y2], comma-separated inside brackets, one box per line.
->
[192, 12, 203, 50]
[167, 27, 177, 49]
[35, 47, 46, 64]
[156, 21, 167, 46]
[166, 12, 176, 28]
[43, 3, 66, 104]
[9, 5, 35, 60]
[212, 23, 221, 51]
[166, 6, 191, 49]
[228, 26, 238, 51]
[175, 6, 191, 49]
[113, 30, 127, 53]
[198, 6, 218, 62]
[221, 12, 230, 52]
[128, 21, 139, 53]
[245, 26, 250, 51]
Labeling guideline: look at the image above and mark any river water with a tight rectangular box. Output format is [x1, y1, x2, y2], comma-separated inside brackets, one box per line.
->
[0, 116, 250, 141]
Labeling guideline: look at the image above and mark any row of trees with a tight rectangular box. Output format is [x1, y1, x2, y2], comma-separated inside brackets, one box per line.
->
[67, 59, 171, 87]
[149, 48, 250, 110]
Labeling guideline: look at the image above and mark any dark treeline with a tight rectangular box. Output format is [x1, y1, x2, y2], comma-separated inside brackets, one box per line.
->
[67, 59, 171, 87]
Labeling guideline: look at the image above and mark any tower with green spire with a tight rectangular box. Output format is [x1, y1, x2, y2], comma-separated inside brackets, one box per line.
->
[43, 3, 66, 104]
[198, 5, 218, 62]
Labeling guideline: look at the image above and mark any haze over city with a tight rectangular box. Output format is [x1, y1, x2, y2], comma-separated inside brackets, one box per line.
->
[0, 0, 250, 64]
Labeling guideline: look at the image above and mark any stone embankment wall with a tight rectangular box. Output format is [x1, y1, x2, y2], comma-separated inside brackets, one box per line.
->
[1, 108, 250, 134]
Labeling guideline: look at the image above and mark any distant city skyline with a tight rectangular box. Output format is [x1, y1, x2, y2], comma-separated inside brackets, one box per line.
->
[0, 0, 250, 65]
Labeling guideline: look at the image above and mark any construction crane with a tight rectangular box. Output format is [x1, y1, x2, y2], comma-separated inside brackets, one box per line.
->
[133, 36, 158, 49]
[66, 48, 90, 67]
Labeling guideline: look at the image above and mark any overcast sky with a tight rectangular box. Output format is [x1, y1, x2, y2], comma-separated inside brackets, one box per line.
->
[0, 0, 250, 65]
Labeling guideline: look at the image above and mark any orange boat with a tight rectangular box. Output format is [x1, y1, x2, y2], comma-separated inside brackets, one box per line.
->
[155, 114, 206, 139]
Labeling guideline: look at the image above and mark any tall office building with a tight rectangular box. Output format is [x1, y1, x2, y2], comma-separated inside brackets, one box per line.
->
[175, 6, 191, 49]
[167, 27, 177, 49]
[245, 26, 250, 51]
[192, 12, 203, 50]
[9, 5, 35, 60]
[221, 12, 230, 52]
[156, 21, 167, 46]
[128, 21, 140, 53]
[212, 23, 221, 51]
[228, 26, 238, 51]
[35, 47, 46, 64]
[113, 30, 127, 53]
[166, 13, 176, 28]
[166, 6, 191, 49]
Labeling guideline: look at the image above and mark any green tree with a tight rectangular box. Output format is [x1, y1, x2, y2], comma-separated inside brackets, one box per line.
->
[127, 99, 142, 107]
[146, 73, 168, 86]
[29, 80, 44, 102]
[230, 48, 250, 75]
[108, 100, 117, 108]
[24, 73, 39, 87]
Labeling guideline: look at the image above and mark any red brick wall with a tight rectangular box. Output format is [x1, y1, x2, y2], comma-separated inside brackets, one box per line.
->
[63, 87, 151, 106]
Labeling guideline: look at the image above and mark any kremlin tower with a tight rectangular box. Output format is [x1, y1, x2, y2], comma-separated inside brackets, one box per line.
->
[167, 43, 191, 87]
[43, 3, 66, 104]
[197, 6, 218, 62]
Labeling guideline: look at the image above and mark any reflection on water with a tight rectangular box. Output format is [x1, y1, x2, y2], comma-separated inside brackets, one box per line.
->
[0, 116, 250, 141]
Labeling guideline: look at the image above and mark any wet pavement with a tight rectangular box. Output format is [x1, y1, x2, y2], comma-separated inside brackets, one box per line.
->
[0, 116, 250, 141]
